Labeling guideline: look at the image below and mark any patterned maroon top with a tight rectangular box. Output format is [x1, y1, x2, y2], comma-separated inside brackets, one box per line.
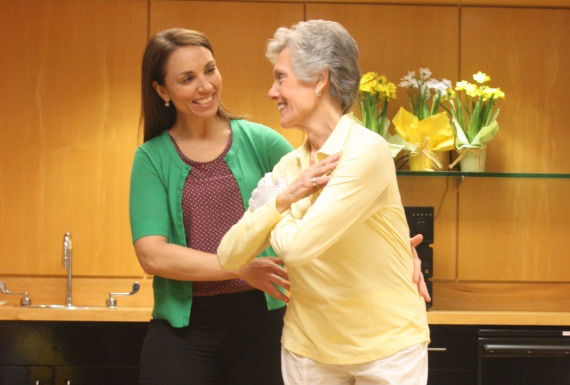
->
[170, 133, 253, 296]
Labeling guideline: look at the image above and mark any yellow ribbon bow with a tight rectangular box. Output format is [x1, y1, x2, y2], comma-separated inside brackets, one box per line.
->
[392, 107, 455, 170]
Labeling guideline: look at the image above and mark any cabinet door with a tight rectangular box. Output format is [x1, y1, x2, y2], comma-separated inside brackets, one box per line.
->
[0, 0, 147, 277]
[55, 366, 138, 385]
[0, 366, 53, 385]
[428, 325, 477, 385]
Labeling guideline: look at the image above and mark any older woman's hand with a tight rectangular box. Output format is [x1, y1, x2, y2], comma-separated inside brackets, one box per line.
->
[275, 153, 340, 213]
[411, 234, 431, 303]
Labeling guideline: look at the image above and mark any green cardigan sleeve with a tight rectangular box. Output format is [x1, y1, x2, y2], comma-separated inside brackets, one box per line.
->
[129, 147, 170, 243]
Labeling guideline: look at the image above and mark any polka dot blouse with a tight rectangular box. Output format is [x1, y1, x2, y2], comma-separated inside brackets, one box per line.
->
[170, 133, 254, 297]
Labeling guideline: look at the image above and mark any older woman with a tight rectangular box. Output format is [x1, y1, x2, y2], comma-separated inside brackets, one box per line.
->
[218, 20, 430, 385]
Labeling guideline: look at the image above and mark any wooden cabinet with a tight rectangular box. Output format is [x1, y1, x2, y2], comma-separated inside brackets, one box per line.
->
[0, 366, 53, 385]
[428, 325, 478, 385]
[0, 0, 148, 277]
[398, 172, 570, 311]
[0, 321, 147, 385]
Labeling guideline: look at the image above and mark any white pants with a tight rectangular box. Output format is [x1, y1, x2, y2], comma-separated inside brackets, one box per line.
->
[281, 343, 428, 385]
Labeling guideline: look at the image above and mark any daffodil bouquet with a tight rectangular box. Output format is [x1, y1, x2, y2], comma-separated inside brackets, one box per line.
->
[392, 68, 455, 171]
[358, 72, 397, 137]
[445, 71, 504, 145]
[399, 68, 451, 120]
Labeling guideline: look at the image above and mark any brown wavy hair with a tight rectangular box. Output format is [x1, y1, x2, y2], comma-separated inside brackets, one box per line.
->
[140, 28, 238, 142]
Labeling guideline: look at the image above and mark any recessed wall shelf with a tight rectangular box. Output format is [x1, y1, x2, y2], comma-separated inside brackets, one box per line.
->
[397, 171, 570, 179]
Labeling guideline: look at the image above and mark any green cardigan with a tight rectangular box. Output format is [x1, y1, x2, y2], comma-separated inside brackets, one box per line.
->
[129, 119, 293, 327]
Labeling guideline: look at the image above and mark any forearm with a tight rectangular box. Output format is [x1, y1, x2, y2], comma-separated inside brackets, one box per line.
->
[275, 192, 294, 213]
[135, 238, 238, 281]
[217, 196, 285, 270]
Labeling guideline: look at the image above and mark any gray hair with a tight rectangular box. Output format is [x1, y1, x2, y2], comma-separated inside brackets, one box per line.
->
[266, 20, 360, 114]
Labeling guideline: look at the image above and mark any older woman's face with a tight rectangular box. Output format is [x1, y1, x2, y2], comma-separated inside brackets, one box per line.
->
[268, 48, 319, 129]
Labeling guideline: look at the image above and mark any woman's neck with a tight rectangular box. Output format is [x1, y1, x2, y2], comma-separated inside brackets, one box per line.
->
[169, 113, 228, 141]
[302, 102, 344, 153]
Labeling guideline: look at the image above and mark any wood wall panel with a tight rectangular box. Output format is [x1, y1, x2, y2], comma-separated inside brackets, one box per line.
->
[150, 1, 306, 147]
[306, 4, 460, 122]
[461, 7, 570, 173]
[435, 282, 570, 311]
[0, 0, 147, 276]
[458, 178, 570, 281]
[398, 176, 458, 280]
[0, 277, 153, 308]
[462, 0, 570, 7]
[1, 0, 569, 312]
[153, 0, 570, 6]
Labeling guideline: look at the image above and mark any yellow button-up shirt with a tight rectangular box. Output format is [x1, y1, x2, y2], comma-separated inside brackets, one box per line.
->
[218, 114, 429, 364]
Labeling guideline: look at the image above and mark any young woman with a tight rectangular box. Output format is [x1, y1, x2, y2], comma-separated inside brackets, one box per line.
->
[130, 28, 294, 385]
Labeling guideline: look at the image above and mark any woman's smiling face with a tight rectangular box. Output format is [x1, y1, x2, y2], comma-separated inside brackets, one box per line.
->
[158, 45, 222, 120]
[268, 48, 319, 129]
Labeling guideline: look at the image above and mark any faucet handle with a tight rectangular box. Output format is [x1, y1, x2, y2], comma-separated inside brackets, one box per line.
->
[106, 282, 140, 307]
[0, 281, 31, 306]
[62, 232, 72, 268]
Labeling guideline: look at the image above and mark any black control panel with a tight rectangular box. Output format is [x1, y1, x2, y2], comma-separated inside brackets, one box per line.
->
[404, 206, 434, 308]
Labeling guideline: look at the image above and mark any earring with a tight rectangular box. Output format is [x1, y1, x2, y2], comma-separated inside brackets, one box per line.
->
[165, 101, 170, 107]
[315, 89, 321, 97]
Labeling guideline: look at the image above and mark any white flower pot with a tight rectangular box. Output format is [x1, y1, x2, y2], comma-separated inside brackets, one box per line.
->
[459, 147, 486, 172]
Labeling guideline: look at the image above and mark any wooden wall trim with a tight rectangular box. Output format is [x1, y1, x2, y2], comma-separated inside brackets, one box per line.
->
[149, 0, 570, 9]
[434, 282, 570, 311]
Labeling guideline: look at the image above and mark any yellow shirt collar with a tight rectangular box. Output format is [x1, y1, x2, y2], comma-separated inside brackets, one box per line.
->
[295, 114, 355, 167]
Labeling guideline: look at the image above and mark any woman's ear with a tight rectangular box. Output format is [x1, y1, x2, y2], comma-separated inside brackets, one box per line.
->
[315, 69, 330, 96]
[152, 80, 170, 104]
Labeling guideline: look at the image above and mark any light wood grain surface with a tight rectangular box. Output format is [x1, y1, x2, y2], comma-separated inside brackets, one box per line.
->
[150, 1, 306, 147]
[2, 304, 570, 326]
[458, 178, 570, 281]
[1, 0, 569, 315]
[461, 7, 570, 173]
[0, 0, 147, 277]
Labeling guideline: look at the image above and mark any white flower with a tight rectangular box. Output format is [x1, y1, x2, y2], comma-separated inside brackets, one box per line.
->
[400, 71, 419, 89]
[427, 79, 449, 94]
[419, 68, 431, 80]
[426, 78, 439, 86]
[442, 79, 452, 88]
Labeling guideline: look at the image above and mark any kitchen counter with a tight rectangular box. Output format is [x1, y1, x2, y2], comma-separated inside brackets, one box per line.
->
[427, 310, 570, 326]
[0, 305, 153, 322]
[1, 306, 570, 325]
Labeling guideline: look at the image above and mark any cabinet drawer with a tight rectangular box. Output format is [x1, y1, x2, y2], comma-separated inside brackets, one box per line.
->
[428, 369, 477, 385]
[55, 366, 139, 385]
[428, 325, 477, 371]
[0, 365, 54, 385]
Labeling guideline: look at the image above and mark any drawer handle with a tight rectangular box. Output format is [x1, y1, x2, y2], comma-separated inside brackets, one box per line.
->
[428, 347, 448, 352]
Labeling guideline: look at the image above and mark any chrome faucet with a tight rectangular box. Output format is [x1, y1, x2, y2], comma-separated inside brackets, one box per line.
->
[62, 232, 73, 307]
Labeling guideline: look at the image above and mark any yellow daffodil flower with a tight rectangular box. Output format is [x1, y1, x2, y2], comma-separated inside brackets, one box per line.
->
[443, 88, 456, 100]
[445, 71, 504, 148]
[455, 80, 469, 91]
[360, 72, 378, 85]
[494, 88, 505, 99]
[466, 83, 479, 98]
[473, 71, 491, 84]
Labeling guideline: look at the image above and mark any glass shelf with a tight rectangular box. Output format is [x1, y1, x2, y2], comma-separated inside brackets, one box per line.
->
[396, 171, 570, 179]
